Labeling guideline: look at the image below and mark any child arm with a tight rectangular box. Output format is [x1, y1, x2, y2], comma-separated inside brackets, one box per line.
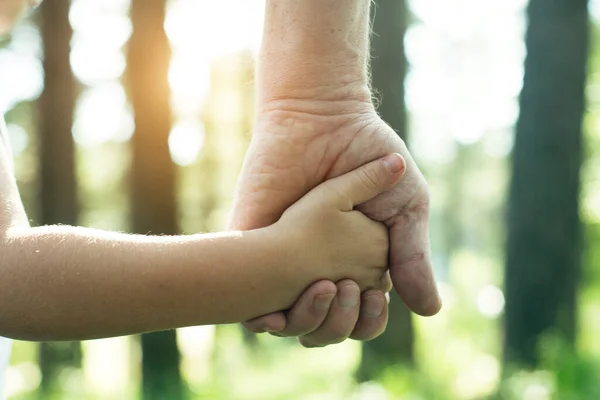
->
[0, 226, 300, 341]
[0, 153, 403, 342]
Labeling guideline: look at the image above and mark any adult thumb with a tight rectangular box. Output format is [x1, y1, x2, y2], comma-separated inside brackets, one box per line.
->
[324, 153, 406, 211]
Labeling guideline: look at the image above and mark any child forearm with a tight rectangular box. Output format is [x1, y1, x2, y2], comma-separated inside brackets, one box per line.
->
[0, 225, 305, 341]
[0, 152, 400, 343]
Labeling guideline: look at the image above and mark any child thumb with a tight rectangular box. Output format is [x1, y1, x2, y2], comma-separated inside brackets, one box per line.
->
[325, 153, 406, 210]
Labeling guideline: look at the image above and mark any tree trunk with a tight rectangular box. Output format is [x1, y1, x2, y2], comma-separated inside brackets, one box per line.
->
[504, 0, 588, 366]
[358, 0, 414, 382]
[37, 0, 81, 395]
[127, 0, 183, 398]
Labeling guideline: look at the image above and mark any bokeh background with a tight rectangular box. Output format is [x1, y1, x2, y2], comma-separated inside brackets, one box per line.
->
[2, 0, 600, 399]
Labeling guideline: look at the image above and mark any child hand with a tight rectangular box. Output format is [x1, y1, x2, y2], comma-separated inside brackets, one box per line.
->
[274, 153, 406, 292]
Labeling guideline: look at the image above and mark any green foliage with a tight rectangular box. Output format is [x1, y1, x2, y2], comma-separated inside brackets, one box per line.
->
[7, 3, 600, 400]
[498, 334, 600, 400]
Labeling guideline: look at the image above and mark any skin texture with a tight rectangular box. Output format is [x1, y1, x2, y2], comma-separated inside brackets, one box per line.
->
[232, 105, 441, 344]
[0, 0, 440, 347]
[0, 108, 403, 342]
[232, 0, 442, 346]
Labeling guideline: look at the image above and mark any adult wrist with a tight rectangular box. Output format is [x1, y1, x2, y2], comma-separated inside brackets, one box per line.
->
[257, 53, 372, 107]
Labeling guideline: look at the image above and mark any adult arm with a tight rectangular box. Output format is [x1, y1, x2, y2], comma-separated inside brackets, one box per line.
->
[233, 0, 441, 346]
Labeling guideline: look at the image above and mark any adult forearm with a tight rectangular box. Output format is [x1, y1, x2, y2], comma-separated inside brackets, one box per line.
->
[259, 0, 373, 104]
[0, 225, 303, 341]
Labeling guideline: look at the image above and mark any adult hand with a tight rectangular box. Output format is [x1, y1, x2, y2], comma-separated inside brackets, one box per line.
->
[229, 100, 441, 346]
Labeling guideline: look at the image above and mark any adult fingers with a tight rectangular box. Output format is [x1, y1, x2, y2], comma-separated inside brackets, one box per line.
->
[298, 280, 361, 348]
[268, 280, 337, 337]
[349, 290, 390, 341]
[389, 210, 442, 317]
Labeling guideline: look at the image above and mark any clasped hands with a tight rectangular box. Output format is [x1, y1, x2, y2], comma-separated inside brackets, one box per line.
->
[229, 95, 442, 348]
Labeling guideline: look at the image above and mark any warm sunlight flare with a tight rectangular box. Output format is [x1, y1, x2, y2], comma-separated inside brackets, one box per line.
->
[6, 0, 600, 398]
[68, 0, 264, 163]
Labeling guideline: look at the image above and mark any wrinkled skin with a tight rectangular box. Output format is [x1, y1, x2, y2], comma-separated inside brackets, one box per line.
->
[229, 101, 441, 346]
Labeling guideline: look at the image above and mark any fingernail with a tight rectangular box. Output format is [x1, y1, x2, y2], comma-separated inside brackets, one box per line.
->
[382, 153, 404, 174]
[314, 293, 336, 311]
[338, 285, 360, 308]
[362, 295, 385, 319]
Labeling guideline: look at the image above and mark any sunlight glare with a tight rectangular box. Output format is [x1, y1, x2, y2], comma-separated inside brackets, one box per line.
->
[169, 120, 206, 166]
[71, 36, 127, 84]
[0, 49, 43, 113]
[70, 0, 130, 35]
[4, 362, 41, 398]
[73, 84, 134, 147]
[178, 326, 215, 385]
[590, 0, 600, 21]
[70, 0, 131, 85]
[453, 355, 500, 399]
[483, 128, 515, 158]
[405, 0, 525, 154]
[450, 108, 485, 145]
[166, 0, 264, 116]
[169, 51, 211, 116]
[6, 123, 28, 156]
[476, 285, 505, 318]
[166, 0, 264, 58]
[8, 24, 42, 59]
[83, 338, 130, 397]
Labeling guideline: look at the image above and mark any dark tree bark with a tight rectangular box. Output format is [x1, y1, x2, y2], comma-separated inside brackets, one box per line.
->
[357, 0, 414, 382]
[504, 0, 588, 366]
[127, 0, 183, 398]
[37, 0, 81, 395]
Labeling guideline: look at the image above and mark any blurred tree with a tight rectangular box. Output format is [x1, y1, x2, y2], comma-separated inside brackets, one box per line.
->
[357, 0, 414, 382]
[37, 0, 82, 395]
[127, 0, 183, 398]
[504, 0, 589, 366]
